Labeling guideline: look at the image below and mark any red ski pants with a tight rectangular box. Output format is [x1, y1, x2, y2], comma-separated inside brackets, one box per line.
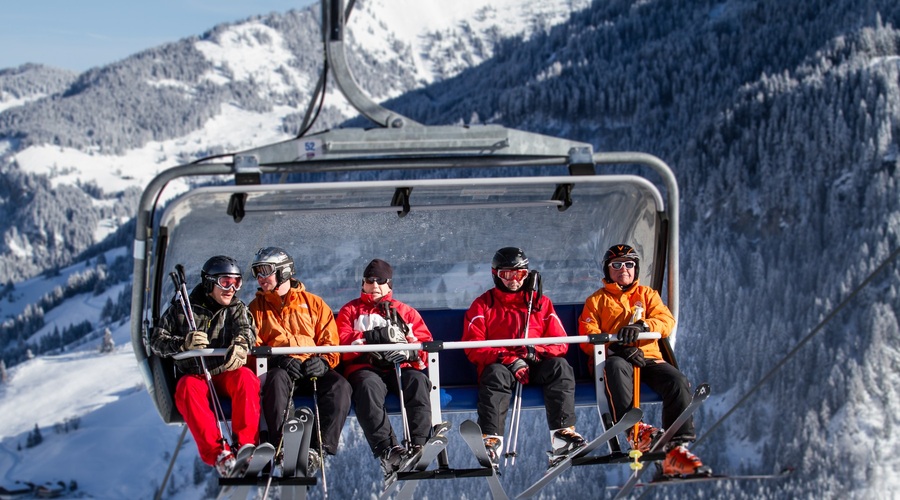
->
[175, 367, 261, 465]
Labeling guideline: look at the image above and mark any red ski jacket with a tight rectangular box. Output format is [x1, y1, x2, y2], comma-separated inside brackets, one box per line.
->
[462, 287, 569, 378]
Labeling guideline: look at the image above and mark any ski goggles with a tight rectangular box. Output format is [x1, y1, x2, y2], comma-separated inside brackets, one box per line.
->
[363, 276, 391, 285]
[493, 268, 529, 281]
[608, 261, 636, 270]
[214, 275, 243, 291]
[251, 263, 277, 278]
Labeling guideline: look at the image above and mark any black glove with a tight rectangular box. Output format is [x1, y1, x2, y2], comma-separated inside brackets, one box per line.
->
[364, 326, 392, 344]
[282, 357, 304, 380]
[301, 356, 328, 379]
[617, 322, 648, 345]
[609, 344, 646, 367]
[505, 358, 530, 384]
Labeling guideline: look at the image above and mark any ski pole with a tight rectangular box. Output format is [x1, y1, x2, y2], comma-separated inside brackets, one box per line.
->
[504, 381, 523, 467]
[505, 284, 535, 466]
[394, 362, 413, 450]
[629, 302, 645, 451]
[311, 376, 328, 499]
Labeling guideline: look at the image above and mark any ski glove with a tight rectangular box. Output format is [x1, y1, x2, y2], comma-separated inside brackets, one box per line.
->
[223, 341, 249, 371]
[505, 358, 530, 384]
[364, 324, 407, 345]
[280, 357, 304, 380]
[183, 330, 209, 351]
[617, 322, 648, 345]
[364, 326, 392, 344]
[609, 344, 646, 367]
[384, 350, 414, 364]
[301, 356, 328, 379]
[514, 345, 541, 363]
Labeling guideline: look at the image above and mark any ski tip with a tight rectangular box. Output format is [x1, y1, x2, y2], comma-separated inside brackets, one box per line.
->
[624, 407, 643, 424]
[460, 419, 479, 431]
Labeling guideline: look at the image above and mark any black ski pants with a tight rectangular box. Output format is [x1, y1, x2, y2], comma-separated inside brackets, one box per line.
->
[261, 366, 352, 455]
[347, 367, 433, 457]
[604, 356, 695, 441]
[477, 356, 577, 436]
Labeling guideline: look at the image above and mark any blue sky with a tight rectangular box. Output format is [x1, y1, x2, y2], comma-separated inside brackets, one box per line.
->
[0, 0, 317, 73]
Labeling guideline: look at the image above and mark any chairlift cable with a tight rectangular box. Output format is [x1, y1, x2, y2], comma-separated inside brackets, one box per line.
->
[693, 244, 900, 449]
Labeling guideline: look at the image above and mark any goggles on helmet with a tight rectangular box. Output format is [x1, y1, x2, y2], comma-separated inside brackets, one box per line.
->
[609, 261, 636, 270]
[251, 263, 277, 278]
[494, 268, 529, 281]
[214, 275, 243, 291]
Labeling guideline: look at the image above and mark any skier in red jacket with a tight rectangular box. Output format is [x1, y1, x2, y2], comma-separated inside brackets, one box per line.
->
[462, 247, 585, 469]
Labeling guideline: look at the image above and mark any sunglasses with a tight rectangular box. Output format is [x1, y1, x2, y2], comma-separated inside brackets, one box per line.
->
[494, 268, 529, 281]
[363, 276, 391, 285]
[214, 275, 242, 291]
[252, 263, 276, 278]
[609, 261, 636, 270]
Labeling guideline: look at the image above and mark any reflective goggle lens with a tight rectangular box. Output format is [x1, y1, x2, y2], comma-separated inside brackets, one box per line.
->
[495, 269, 529, 281]
[609, 261, 636, 270]
[215, 275, 242, 291]
[363, 276, 390, 285]
[252, 263, 276, 278]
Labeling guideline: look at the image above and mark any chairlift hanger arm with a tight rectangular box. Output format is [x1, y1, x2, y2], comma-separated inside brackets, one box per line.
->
[323, 0, 421, 129]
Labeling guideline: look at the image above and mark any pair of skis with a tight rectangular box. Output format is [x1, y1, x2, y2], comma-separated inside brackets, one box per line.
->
[216, 443, 276, 500]
[278, 407, 319, 500]
[217, 407, 318, 500]
[517, 383, 710, 499]
[611, 383, 711, 499]
[379, 422, 452, 500]
[608, 467, 795, 491]
[515, 407, 644, 498]
[380, 420, 511, 500]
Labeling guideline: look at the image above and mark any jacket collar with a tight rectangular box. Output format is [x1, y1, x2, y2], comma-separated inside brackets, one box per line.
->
[602, 278, 641, 296]
[361, 290, 394, 307]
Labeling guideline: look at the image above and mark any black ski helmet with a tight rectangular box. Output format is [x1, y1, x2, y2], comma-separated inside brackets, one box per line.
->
[201, 255, 242, 293]
[603, 244, 640, 283]
[491, 247, 529, 291]
[251, 247, 295, 286]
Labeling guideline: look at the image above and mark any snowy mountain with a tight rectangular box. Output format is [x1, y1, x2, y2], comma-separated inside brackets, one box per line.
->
[1, 0, 900, 498]
[0, 0, 590, 285]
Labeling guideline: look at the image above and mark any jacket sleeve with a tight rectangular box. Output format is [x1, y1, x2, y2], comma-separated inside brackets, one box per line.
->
[312, 298, 341, 369]
[578, 292, 604, 355]
[249, 300, 266, 347]
[399, 303, 432, 366]
[336, 302, 365, 364]
[462, 296, 505, 369]
[536, 298, 568, 358]
[230, 302, 256, 347]
[641, 288, 675, 338]
[149, 304, 187, 358]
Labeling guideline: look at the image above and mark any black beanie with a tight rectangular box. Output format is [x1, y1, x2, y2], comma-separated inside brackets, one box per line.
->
[363, 259, 393, 280]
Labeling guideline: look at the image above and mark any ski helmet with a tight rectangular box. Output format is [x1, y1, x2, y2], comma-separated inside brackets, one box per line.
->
[603, 244, 640, 283]
[251, 247, 295, 286]
[491, 247, 529, 291]
[200, 255, 242, 293]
